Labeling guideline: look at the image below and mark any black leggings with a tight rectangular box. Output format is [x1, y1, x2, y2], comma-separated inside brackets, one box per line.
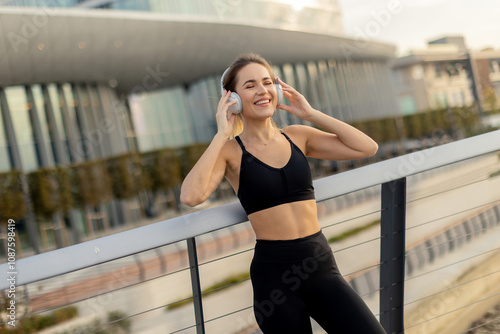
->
[250, 230, 386, 333]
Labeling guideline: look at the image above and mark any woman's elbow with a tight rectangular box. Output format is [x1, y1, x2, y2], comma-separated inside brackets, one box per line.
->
[180, 193, 194, 207]
[368, 142, 379, 157]
[362, 141, 378, 158]
[180, 184, 203, 207]
[180, 191, 201, 207]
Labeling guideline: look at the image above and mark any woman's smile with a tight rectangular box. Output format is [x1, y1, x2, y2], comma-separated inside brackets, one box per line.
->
[254, 98, 271, 106]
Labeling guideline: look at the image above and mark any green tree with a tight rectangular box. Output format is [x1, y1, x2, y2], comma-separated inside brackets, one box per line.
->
[70, 160, 113, 237]
[0, 171, 26, 257]
[0, 171, 26, 221]
[106, 153, 147, 200]
[483, 87, 498, 112]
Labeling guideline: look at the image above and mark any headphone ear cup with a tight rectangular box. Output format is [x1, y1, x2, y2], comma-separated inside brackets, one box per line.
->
[220, 67, 242, 113]
[275, 83, 283, 106]
[227, 92, 242, 114]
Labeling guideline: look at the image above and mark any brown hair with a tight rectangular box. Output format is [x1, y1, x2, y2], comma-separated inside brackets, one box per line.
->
[222, 53, 278, 137]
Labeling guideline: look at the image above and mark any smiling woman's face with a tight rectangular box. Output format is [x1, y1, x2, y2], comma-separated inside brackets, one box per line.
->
[235, 63, 278, 118]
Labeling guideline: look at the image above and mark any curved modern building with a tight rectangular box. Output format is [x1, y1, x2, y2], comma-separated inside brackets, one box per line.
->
[0, 0, 399, 254]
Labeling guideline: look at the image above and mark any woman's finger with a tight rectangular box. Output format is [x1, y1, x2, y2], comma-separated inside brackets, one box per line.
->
[217, 91, 237, 113]
[227, 112, 237, 124]
[277, 77, 290, 87]
[218, 90, 230, 107]
[279, 80, 299, 97]
[277, 103, 291, 112]
[278, 77, 298, 92]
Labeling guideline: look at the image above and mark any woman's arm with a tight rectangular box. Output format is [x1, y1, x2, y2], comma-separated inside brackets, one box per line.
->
[180, 134, 228, 206]
[277, 78, 378, 161]
[180, 91, 237, 206]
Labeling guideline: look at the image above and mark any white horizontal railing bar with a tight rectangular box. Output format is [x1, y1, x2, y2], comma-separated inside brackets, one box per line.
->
[1, 130, 499, 289]
[0, 202, 248, 289]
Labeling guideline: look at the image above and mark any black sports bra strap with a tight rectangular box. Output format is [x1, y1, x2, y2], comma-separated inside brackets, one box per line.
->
[235, 136, 246, 151]
[281, 132, 291, 142]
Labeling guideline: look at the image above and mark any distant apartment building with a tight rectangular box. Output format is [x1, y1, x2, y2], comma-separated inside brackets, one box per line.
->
[473, 48, 500, 111]
[391, 36, 500, 115]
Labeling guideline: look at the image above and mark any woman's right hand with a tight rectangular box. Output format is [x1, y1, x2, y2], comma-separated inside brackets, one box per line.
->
[216, 90, 238, 138]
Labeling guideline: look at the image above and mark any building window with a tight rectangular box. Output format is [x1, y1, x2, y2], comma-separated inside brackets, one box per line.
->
[446, 63, 461, 76]
[47, 84, 66, 141]
[490, 60, 500, 73]
[435, 65, 444, 78]
[5, 86, 38, 172]
[412, 65, 424, 80]
[433, 92, 448, 109]
[399, 96, 417, 115]
[450, 90, 465, 107]
[31, 85, 55, 166]
[0, 103, 11, 172]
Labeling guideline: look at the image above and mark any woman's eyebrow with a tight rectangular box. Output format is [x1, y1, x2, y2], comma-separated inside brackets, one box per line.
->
[241, 77, 272, 87]
[242, 79, 256, 86]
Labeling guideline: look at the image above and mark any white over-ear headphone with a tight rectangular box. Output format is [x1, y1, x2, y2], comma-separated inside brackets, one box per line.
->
[220, 67, 284, 114]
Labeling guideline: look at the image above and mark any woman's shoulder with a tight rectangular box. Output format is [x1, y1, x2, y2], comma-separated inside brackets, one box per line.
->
[281, 125, 310, 150]
[220, 137, 242, 158]
[282, 124, 315, 140]
[282, 124, 307, 134]
[283, 124, 324, 138]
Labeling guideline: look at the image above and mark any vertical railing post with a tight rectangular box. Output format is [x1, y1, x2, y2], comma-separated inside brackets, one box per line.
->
[380, 178, 406, 334]
[187, 237, 205, 334]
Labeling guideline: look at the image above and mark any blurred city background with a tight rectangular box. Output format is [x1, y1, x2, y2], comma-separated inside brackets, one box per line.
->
[0, 0, 499, 333]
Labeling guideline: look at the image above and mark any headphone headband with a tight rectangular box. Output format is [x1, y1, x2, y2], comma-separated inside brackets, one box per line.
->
[220, 67, 231, 94]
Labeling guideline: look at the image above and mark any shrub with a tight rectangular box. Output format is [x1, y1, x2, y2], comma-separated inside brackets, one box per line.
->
[107, 310, 131, 333]
[54, 319, 108, 334]
[106, 153, 147, 199]
[54, 306, 78, 323]
[71, 160, 112, 207]
[141, 148, 182, 192]
[0, 171, 26, 220]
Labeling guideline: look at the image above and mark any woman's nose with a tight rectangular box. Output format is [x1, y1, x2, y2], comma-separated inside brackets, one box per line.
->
[256, 83, 267, 94]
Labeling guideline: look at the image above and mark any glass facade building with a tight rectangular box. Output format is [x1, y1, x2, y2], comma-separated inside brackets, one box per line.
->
[0, 82, 133, 256]
[0, 83, 130, 172]
[0, 0, 399, 255]
[4, 0, 343, 36]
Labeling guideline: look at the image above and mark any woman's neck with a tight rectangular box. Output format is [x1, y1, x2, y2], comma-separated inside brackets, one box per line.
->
[240, 121, 280, 146]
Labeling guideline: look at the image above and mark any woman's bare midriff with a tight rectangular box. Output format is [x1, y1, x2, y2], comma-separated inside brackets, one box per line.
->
[247, 199, 321, 240]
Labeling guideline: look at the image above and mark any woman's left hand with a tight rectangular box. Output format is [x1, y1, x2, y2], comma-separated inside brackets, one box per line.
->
[276, 77, 316, 121]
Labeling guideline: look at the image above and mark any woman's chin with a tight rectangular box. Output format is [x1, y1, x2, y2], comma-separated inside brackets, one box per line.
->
[244, 108, 276, 119]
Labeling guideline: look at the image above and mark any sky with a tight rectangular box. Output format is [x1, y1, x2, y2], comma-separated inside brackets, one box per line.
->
[336, 0, 500, 56]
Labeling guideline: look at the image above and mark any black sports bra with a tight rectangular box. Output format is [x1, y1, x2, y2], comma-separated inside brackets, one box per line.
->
[235, 132, 315, 215]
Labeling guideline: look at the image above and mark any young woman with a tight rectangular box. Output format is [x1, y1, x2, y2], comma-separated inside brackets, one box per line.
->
[180, 53, 386, 333]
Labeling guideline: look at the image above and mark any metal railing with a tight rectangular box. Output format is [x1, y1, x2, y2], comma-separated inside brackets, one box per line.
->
[1, 130, 500, 334]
